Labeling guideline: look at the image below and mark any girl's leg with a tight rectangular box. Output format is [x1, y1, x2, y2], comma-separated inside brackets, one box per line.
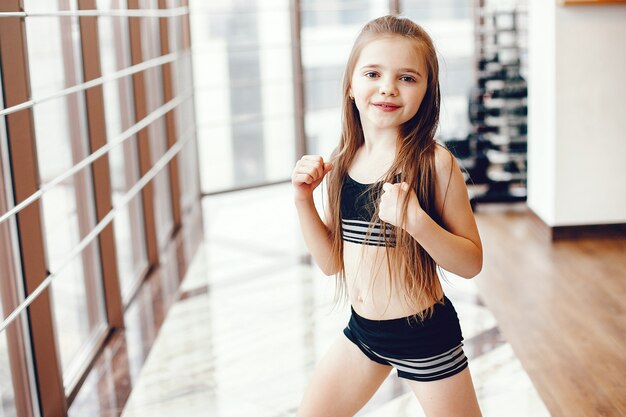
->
[405, 367, 482, 417]
[296, 334, 393, 417]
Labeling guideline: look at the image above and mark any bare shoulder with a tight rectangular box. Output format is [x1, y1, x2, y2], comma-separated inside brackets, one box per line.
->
[433, 143, 455, 173]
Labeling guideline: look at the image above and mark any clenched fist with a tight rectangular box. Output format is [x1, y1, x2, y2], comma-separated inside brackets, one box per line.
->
[378, 182, 421, 229]
[291, 155, 333, 202]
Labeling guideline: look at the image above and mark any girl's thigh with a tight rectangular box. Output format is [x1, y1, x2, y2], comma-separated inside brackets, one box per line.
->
[296, 334, 393, 417]
[406, 367, 482, 417]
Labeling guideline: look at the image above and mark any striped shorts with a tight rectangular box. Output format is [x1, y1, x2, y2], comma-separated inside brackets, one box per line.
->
[343, 295, 468, 382]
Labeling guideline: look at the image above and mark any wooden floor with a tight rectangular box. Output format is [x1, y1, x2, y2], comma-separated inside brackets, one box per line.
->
[473, 204, 626, 417]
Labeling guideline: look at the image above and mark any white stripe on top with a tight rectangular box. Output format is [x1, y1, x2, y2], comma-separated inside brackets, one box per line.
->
[341, 218, 395, 246]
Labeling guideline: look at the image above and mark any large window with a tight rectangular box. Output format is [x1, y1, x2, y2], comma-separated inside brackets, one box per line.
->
[23, 0, 109, 384]
[0, 0, 201, 414]
[190, 0, 296, 193]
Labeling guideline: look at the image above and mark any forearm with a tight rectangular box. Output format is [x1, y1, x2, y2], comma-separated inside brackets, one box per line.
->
[295, 198, 338, 276]
[405, 209, 482, 279]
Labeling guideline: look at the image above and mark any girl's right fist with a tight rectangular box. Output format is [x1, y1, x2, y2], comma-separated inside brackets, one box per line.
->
[291, 155, 333, 201]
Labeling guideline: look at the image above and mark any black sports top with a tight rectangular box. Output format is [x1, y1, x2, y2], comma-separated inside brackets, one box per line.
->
[340, 173, 402, 247]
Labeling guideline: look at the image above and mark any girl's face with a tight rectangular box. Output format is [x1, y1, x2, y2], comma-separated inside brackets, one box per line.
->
[349, 36, 428, 134]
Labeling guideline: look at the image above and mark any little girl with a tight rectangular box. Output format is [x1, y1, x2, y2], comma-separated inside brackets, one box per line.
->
[291, 15, 483, 417]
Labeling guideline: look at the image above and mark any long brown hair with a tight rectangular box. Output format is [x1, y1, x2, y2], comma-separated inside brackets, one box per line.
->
[325, 15, 445, 320]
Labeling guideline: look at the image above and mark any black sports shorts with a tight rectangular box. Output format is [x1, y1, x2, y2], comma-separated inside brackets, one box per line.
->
[343, 295, 468, 382]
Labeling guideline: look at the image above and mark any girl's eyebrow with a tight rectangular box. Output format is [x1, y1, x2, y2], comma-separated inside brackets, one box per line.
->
[360, 64, 422, 77]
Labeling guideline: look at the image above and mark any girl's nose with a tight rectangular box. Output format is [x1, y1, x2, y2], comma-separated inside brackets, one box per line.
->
[379, 78, 398, 96]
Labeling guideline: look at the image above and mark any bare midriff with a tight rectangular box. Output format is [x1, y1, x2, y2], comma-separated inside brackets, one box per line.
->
[343, 240, 443, 320]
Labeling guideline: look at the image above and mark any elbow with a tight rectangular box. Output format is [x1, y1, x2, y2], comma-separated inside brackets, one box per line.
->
[459, 266, 481, 279]
[462, 253, 483, 279]
[321, 264, 340, 277]
[463, 264, 482, 279]
[319, 260, 340, 277]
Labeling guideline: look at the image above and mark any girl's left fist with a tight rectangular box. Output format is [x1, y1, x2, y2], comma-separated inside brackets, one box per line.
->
[378, 182, 419, 228]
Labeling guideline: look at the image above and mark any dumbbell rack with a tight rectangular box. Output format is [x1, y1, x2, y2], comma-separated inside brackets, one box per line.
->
[467, 3, 528, 205]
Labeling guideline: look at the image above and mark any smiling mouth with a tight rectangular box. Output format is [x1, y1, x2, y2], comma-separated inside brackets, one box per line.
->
[373, 103, 401, 111]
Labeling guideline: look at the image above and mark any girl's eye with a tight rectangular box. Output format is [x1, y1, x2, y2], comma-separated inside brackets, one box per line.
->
[400, 76, 416, 82]
[364, 72, 378, 78]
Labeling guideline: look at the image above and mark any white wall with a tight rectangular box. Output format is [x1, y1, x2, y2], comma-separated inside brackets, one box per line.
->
[528, 2, 626, 227]
[527, 0, 557, 225]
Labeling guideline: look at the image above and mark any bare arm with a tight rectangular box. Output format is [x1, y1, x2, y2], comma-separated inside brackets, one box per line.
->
[292, 155, 338, 276]
[378, 145, 482, 278]
[406, 146, 483, 278]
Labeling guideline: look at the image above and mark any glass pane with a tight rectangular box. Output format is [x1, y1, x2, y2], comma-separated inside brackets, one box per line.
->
[24, 13, 84, 97]
[301, 0, 387, 28]
[24, 16, 66, 99]
[145, 72, 168, 162]
[22, 0, 76, 13]
[139, 0, 160, 17]
[48, 242, 106, 380]
[197, 116, 295, 191]
[304, 65, 343, 111]
[171, 48, 199, 212]
[402, 0, 472, 20]
[96, 0, 116, 10]
[98, 3, 132, 74]
[39, 167, 107, 380]
[172, 54, 192, 128]
[166, 0, 183, 8]
[178, 134, 199, 210]
[168, 15, 184, 54]
[177, 97, 200, 212]
[189, 0, 296, 193]
[153, 168, 174, 249]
